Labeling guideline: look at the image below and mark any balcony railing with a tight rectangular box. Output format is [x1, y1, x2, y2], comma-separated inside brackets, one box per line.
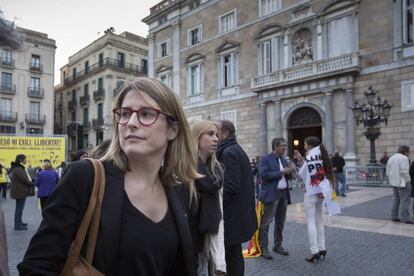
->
[150, 0, 180, 14]
[93, 89, 105, 101]
[82, 121, 91, 131]
[27, 87, 45, 98]
[64, 57, 147, 86]
[92, 118, 104, 130]
[68, 99, 77, 110]
[0, 111, 17, 122]
[80, 94, 90, 105]
[0, 84, 16, 94]
[251, 52, 360, 90]
[29, 63, 43, 73]
[25, 113, 46, 125]
[0, 59, 14, 68]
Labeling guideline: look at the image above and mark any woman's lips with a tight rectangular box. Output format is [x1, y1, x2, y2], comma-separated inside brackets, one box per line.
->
[126, 135, 145, 140]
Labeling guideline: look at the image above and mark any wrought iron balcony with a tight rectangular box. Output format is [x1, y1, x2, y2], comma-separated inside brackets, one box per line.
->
[0, 84, 16, 94]
[0, 59, 14, 68]
[57, 100, 63, 110]
[80, 94, 90, 105]
[93, 89, 105, 101]
[68, 99, 77, 110]
[251, 52, 360, 91]
[82, 121, 91, 131]
[27, 87, 45, 98]
[92, 118, 105, 130]
[0, 111, 17, 122]
[25, 113, 46, 125]
[64, 58, 147, 86]
[29, 63, 43, 73]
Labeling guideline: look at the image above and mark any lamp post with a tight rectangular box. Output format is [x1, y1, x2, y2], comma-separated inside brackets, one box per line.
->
[350, 86, 392, 165]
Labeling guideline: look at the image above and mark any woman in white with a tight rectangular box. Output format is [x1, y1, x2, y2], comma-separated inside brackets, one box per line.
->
[190, 120, 226, 275]
[294, 136, 335, 263]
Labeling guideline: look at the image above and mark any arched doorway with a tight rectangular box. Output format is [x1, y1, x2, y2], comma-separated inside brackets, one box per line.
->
[287, 107, 322, 157]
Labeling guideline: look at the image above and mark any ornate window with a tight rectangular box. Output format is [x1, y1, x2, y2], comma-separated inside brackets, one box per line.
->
[401, 80, 414, 111]
[219, 10, 237, 34]
[327, 16, 353, 58]
[220, 110, 237, 128]
[158, 40, 170, 58]
[403, 0, 414, 44]
[187, 25, 202, 46]
[288, 107, 321, 128]
[156, 65, 173, 90]
[260, 0, 282, 17]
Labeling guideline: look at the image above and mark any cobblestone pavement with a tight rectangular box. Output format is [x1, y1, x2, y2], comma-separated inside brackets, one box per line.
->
[1, 187, 414, 275]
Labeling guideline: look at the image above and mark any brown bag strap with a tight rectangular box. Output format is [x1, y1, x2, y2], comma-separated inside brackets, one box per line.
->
[61, 159, 105, 274]
[86, 160, 105, 262]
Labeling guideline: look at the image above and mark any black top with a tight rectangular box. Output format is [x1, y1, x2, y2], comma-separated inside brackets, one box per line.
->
[331, 154, 346, 173]
[18, 160, 196, 276]
[119, 192, 179, 276]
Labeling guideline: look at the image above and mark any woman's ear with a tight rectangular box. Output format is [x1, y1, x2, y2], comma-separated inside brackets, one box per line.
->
[167, 123, 179, 141]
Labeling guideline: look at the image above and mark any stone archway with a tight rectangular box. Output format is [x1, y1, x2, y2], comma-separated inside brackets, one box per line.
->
[287, 107, 322, 157]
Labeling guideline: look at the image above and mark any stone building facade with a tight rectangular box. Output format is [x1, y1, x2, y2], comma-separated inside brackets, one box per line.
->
[0, 28, 56, 135]
[54, 31, 147, 158]
[143, 0, 414, 164]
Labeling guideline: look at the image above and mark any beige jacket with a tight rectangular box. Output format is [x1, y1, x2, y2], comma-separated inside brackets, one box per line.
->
[386, 153, 411, 188]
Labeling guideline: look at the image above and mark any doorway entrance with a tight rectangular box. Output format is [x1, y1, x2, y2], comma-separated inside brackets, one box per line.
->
[287, 107, 322, 158]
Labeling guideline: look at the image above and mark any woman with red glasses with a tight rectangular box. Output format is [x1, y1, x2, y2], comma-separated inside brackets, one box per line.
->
[19, 78, 200, 275]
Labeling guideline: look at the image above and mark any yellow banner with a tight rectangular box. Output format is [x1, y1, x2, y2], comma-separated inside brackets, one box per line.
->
[0, 136, 66, 169]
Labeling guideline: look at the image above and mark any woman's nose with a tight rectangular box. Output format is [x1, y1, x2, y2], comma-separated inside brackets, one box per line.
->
[127, 112, 140, 127]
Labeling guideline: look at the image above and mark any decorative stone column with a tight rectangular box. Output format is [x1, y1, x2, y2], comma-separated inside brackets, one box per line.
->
[274, 99, 282, 136]
[260, 102, 267, 156]
[148, 33, 154, 77]
[324, 91, 334, 154]
[172, 20, 181, 94]
[344, 87, 359, 166]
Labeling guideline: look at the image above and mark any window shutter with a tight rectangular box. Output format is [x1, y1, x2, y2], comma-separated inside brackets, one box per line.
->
[271, 37, 279, 72]
[230, 52, 235, 86]
[220, 56, 224, 88]
[258, 44, 263, 76]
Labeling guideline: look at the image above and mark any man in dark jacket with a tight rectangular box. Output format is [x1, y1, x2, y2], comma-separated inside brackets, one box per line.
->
[257, 138, 293, 259]
[331, 151, 346, 196]
[216, 120, 257, 275]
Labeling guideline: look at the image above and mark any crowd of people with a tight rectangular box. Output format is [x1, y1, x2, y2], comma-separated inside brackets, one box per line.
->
[0, 77, 412, 275]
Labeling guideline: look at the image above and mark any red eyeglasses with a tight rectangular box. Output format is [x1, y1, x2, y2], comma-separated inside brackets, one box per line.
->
[112, 107, 175, 126]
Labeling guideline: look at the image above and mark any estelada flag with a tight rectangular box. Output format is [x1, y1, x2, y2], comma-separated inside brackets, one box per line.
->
[242, 201, 263, 258]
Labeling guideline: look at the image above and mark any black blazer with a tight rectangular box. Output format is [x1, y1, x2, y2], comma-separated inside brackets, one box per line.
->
[18, 160, 196, 276]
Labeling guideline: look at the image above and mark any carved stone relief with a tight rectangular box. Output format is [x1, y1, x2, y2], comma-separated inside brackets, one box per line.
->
[292, 28, 313, 65]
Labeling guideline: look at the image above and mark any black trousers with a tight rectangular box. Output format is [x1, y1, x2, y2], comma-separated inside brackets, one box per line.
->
[39, 197, 49, 213]
[225, 243, 244, 276]
[0, 183, 6, 198]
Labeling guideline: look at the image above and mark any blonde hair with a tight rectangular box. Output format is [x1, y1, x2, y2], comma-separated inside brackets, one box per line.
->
[101, 78, 199, 200]
[190, 120, 223, 182]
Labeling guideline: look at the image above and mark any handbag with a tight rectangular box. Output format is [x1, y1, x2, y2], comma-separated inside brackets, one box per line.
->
[60, 159, 106, 276]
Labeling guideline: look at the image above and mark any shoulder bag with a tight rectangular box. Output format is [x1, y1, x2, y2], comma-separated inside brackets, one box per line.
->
[61, 159, 106, 276]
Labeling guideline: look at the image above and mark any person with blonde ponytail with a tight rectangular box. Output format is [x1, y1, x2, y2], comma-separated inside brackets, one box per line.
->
[19, 78, 199, 275]
[191, 120, 226, 275]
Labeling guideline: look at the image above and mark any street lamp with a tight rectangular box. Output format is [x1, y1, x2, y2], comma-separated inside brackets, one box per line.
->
[350, 86, 392, 165]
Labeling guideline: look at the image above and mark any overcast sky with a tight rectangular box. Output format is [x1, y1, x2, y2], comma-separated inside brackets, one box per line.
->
[0, 0, 160, 85]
